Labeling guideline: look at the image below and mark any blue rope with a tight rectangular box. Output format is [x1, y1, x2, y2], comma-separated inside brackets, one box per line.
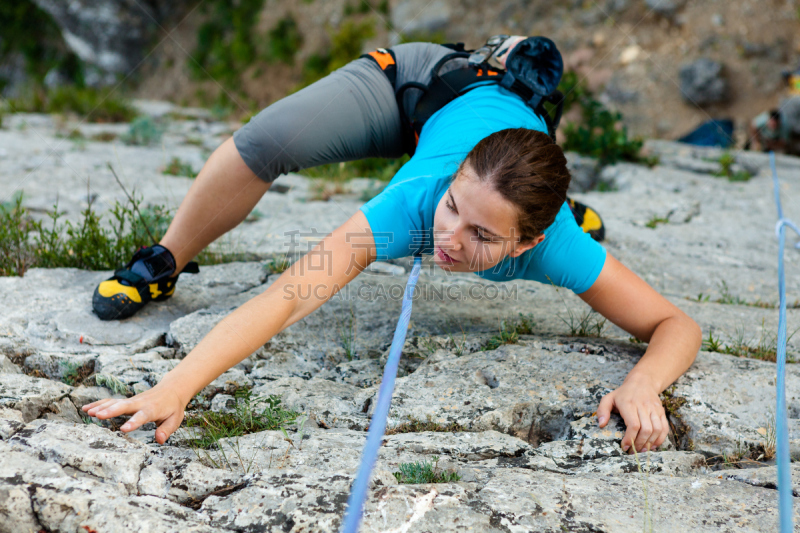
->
[341, 255, 423, 533]
[770, 151, 799, 533]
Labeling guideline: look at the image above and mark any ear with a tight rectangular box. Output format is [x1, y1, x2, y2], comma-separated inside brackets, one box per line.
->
[509, 234, 545, 258]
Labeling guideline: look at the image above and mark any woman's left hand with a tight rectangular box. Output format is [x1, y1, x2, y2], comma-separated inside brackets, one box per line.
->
[596, 376, 670, 453]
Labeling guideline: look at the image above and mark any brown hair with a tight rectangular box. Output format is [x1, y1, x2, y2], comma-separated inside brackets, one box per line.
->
[460, 128, 570, 242]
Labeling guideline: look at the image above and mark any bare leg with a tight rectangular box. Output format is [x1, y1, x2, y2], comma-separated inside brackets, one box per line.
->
[160, 137, 271, 271]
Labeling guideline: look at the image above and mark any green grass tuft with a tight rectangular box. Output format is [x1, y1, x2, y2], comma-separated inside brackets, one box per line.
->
[714, 152, 752, 182]
[162, 157, 197, 178]
[482, 313, 535, 351]
[182, 389, 300, 450]
[702, 320, 798, 363]
[0, 186, 244, 277]
[645, 214, 670, 229]
[393, 457, 461, 484]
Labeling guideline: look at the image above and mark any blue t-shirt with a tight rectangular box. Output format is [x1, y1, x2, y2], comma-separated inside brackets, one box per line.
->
[359, 84, 606, 294]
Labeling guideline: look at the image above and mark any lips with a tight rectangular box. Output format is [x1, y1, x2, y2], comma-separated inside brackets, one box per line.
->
[436, 245, 458, 263]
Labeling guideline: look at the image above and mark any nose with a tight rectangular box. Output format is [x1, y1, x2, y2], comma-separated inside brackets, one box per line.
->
[441, 223, 464, 252]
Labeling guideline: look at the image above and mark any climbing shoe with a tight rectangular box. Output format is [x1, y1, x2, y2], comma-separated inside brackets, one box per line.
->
[567, 198, 605, 242]
[92, 245, 199, 321]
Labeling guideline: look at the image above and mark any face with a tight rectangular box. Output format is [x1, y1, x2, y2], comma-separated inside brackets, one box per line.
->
[432, 163, 545, 273]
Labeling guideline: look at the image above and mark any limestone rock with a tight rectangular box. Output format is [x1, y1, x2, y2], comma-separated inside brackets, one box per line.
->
[31, 0, 159, 86]
[375, 342, 633, 442]
[645, 0, 686, 19]
[0, 408, 25, 440]
[679, 58, 729, 106]
[392, 0, 451, 36]
[0, 374, 72, 422]
[251, 377, 369, 430]
[8, 420, 149, 493]
[670, 351, 800, 459]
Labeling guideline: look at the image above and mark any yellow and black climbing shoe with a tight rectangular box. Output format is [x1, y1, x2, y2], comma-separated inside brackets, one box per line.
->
[567, 198, 605, 242]
[92, 245, 199, 321]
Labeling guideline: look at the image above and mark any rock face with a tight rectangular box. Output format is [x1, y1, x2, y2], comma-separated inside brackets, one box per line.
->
[0, 104, 799, 531]
[31, 0, 161, 86]
[678, 57, 730, 106]
[645, 0, 687, 19]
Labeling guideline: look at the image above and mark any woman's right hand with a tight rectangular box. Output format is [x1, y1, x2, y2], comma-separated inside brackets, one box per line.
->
[82, 383, 187, 444]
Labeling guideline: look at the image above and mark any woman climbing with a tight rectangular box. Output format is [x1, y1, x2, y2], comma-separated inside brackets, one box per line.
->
[83, 37, 702, 455]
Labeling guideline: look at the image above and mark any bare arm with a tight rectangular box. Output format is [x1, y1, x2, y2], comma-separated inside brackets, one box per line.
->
[577, 253, 702, 452]
[84, 211, 378, 443]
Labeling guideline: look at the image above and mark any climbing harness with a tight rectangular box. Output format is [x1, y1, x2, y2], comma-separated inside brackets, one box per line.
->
[341, 255, 423, 533]
[770, 151, 798, 532]
[363, 36, 565, 154]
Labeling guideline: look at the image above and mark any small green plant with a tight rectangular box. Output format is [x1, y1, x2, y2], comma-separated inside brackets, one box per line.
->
[122, 116, 164, 146]
[385, 415, 465, 435]
[702, 330, 724, 352]
[60, 360, 93, 386]
[338, 306, 358, 360]
[559, 307, 606, 337]
[483, 322, 519, 351]
[162, 157, 197, 178]
[715, 152, 752, 182]
[393, 457, 461, 484]
[645, 214, 670, 229]
[93, 373, 131, 396]
[265, 253, 292, 275]
[549, 278, 606, 337]
[482, 313, 535, 351]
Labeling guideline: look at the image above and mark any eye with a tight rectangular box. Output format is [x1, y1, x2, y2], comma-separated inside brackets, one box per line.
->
[445, 200, 456, 212]
[475, 230, 490, 242]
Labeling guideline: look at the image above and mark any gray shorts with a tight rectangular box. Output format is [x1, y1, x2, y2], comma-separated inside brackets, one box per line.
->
[233, 43, 455, 183]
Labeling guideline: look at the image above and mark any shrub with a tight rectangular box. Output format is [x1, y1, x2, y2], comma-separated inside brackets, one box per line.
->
[0, 185, 244, 277]
[556, 72, 651, 167]
[562, 98, 644, 166]
[7, 86, 137, 123]
[122, 116, 164, 146]
[300, 19, 376, 87]
[264, 15, 303, 64]
[0, 1, 84, 86]
[191, 0, 267, 86]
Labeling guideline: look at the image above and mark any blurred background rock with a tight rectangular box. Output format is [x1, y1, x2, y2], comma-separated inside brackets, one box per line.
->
[2, 0, 799, 144]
